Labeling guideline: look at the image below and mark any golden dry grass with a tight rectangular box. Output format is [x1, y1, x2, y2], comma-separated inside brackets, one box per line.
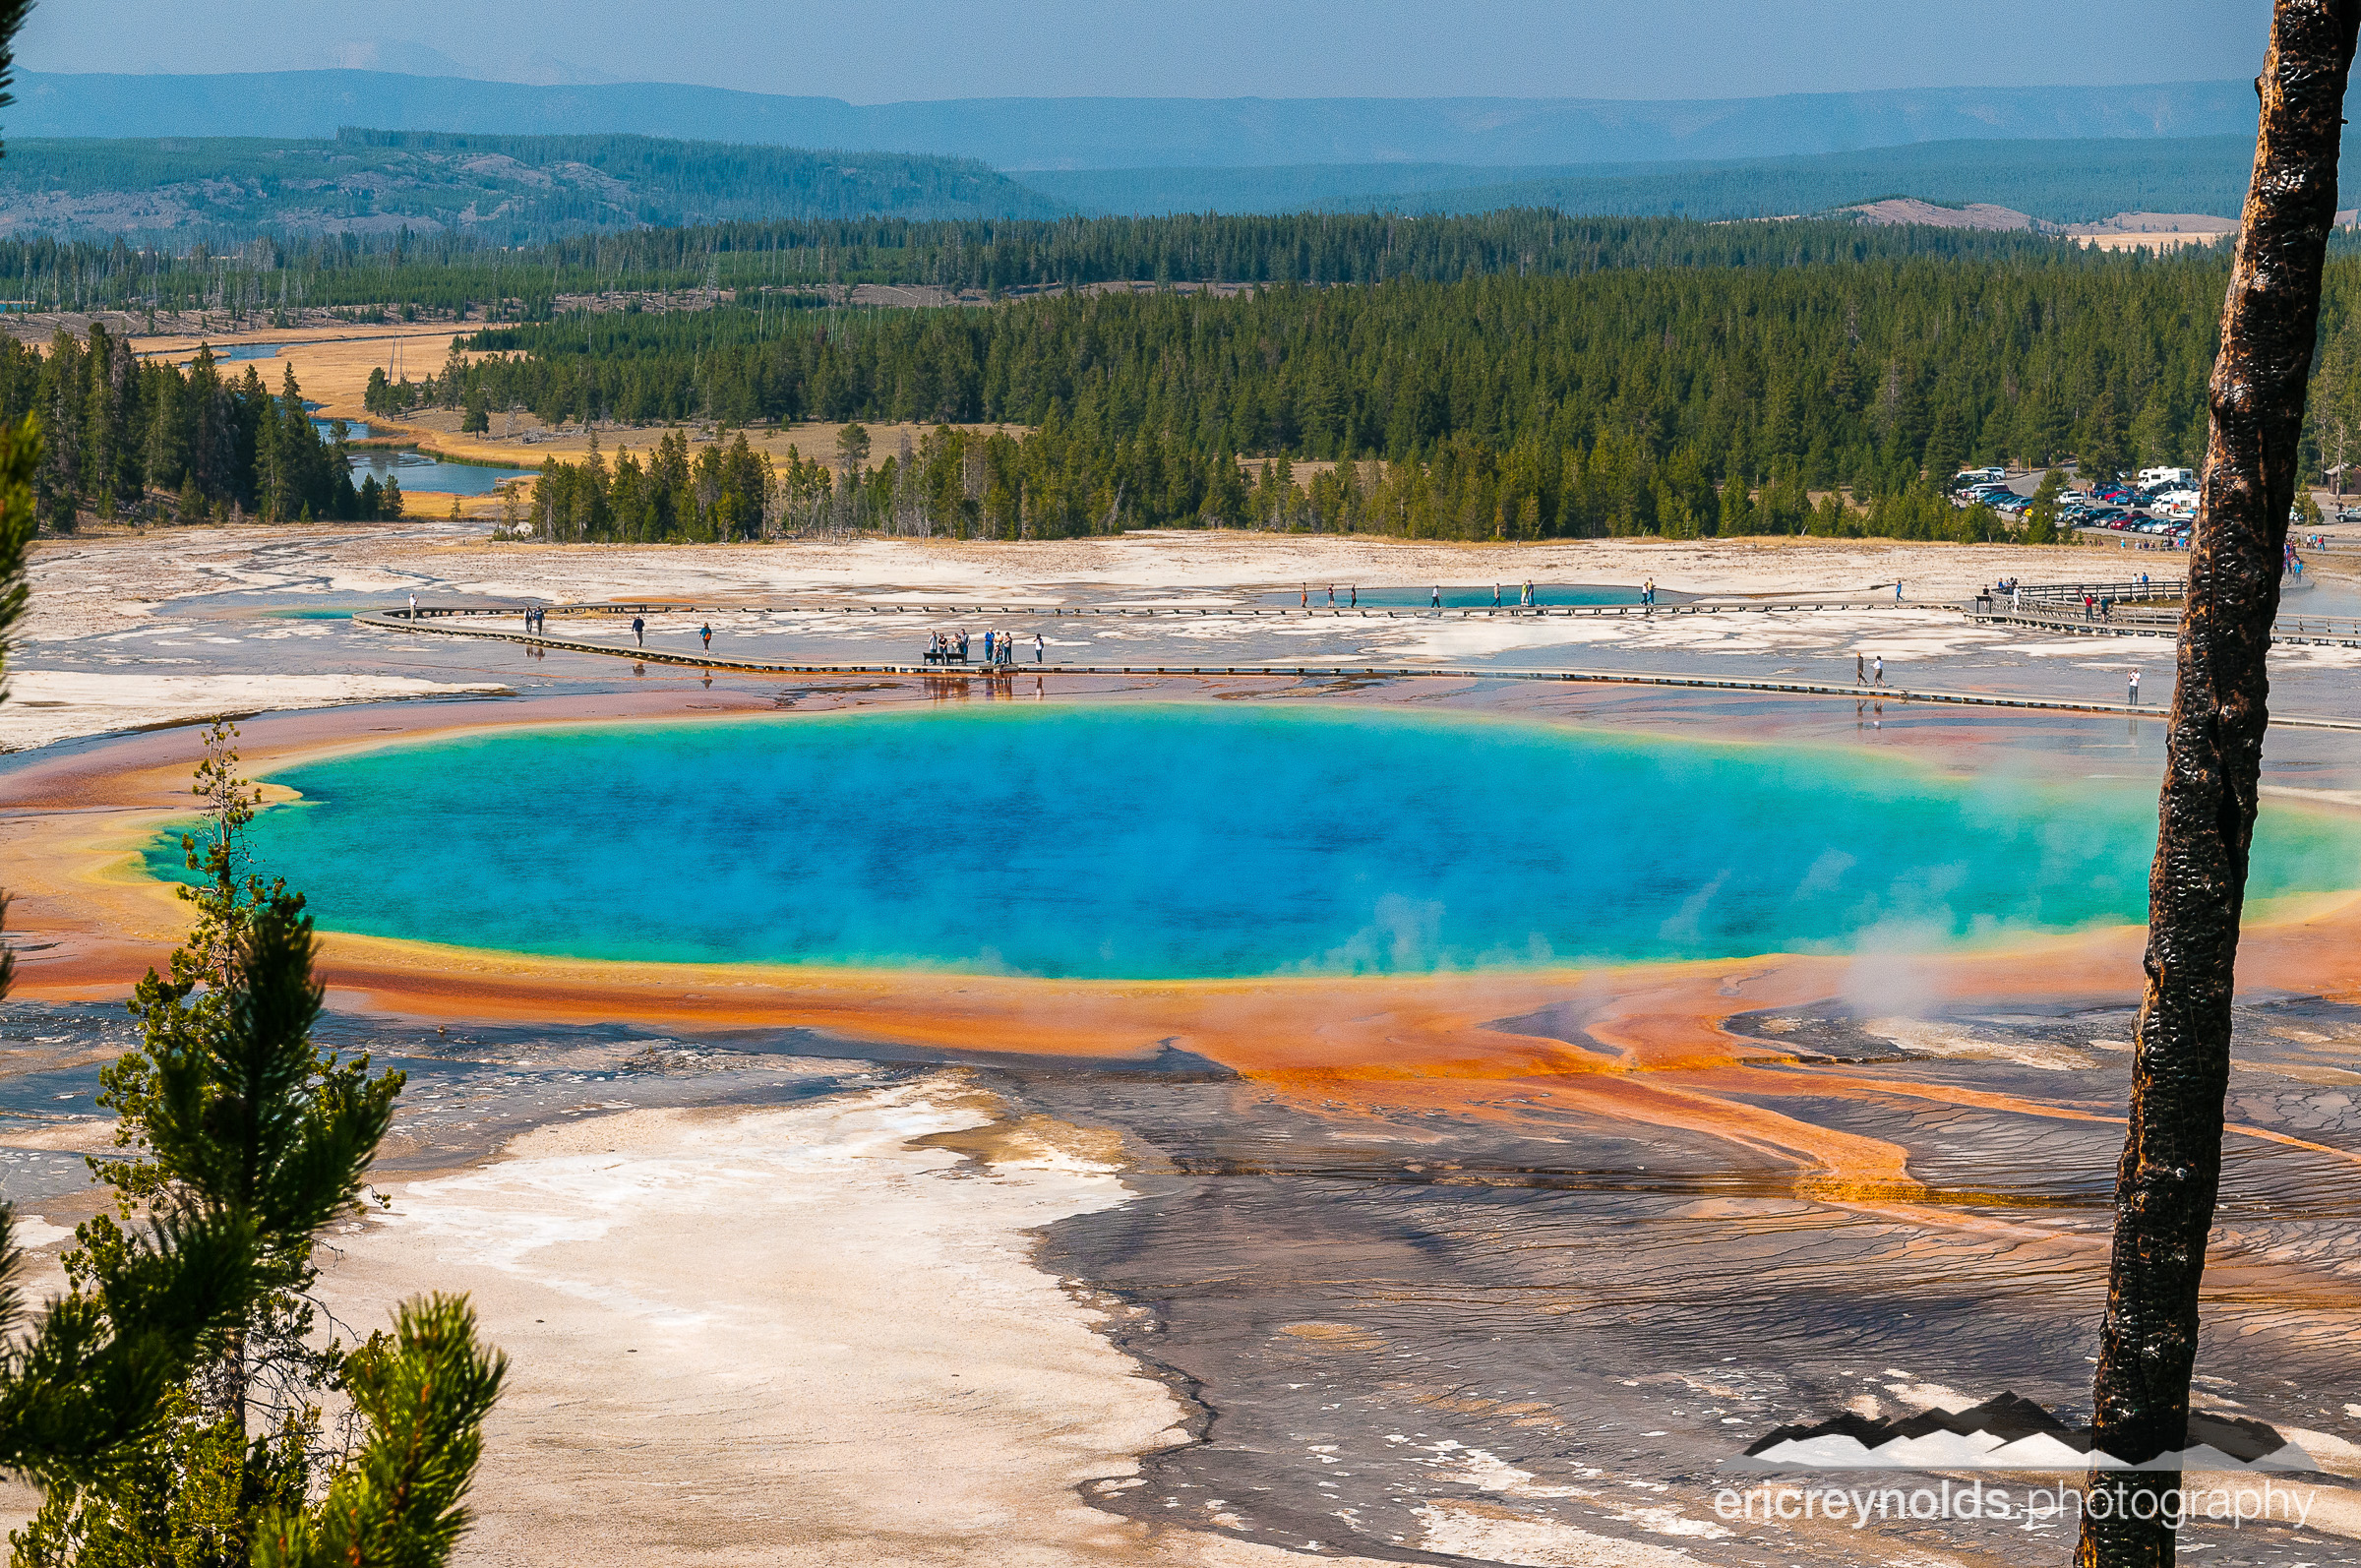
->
[2073, 231, 2233, 253]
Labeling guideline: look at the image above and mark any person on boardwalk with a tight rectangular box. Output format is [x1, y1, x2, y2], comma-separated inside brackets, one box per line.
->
[985, 629, 996, 664]
[1326, 584, 1335, 607]
[408, 591, 417, 618]
[1349, 585, 1358, 608]
[2129, 669, 2142, 704]
[1895, 580, 1905, 602]
[1492, 583, 1502, 609]
[1430, 585, 1441, 609]
[632, 615, 645, 647]
[1302, 586, 1308, 608]
[1033, 633, 1045, 664]
[1873, 654, 1885, 685]
[1855, 652, 1865, 685]
[700, 623, 712, 650]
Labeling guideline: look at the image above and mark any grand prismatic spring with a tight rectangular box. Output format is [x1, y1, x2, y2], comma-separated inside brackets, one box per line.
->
[151, 705, 2361, 976]
[12, 523, 2361, 1568]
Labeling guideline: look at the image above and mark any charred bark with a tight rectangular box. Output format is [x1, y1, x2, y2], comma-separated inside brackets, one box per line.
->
[2077, 5, 2359, 1565]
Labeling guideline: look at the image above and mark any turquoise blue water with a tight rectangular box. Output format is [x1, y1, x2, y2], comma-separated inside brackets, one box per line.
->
[347, 450, 529, 496]
[1257, 585, 1655, 608]
[150, 706, 2361, 979]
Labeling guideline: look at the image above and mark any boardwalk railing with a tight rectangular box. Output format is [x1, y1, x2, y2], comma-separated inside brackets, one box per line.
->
[1969, 598, 2361, 647]
[1978, 578, 2183, 610]
[398, 597, 1923, 625]
[355, 608, 2361, 733]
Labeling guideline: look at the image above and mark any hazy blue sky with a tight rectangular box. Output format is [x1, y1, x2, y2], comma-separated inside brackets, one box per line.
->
[21, 0, 2274, 101]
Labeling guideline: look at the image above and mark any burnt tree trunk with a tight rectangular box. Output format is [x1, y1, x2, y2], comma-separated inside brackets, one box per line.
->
[2078, 5, 2359, 1565]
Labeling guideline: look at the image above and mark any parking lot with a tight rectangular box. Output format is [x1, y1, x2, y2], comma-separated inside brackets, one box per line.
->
[1953, 465, 2361, 556]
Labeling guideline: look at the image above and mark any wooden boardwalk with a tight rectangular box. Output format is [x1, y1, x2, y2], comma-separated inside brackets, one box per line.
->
[356, 609, 2361, 734]
[1970, 607, 2361, 648]
[494, 597, 1917, 622]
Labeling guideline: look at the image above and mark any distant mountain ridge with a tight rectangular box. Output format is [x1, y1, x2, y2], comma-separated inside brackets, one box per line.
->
[0, 130, 1060, 242]
[12, 71, 2268, 170]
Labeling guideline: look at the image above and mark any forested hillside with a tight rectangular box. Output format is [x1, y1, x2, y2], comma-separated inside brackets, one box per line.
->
[0, 130, 1059, 245]
[0, 211, 2059, 321]
[456, 253, 2227, 471]
[432, 247, 2289, 543]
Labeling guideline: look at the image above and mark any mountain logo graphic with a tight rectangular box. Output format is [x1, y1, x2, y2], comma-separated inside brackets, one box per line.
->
[1724, 1393, 2320, 1473]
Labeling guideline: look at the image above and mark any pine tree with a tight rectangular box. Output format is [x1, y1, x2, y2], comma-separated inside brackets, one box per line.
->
[2308, 311, 2361, 487]
[21, 724, 504, 1567]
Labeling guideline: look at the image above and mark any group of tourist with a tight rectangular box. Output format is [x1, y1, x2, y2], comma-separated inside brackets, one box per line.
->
[520, 605, 548, 635]
[1979, 577, 2155, 619]
[925, 629, 1044, 666]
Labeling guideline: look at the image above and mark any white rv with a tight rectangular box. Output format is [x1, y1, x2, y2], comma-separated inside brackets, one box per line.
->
[2138, 466, 2196, 491]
